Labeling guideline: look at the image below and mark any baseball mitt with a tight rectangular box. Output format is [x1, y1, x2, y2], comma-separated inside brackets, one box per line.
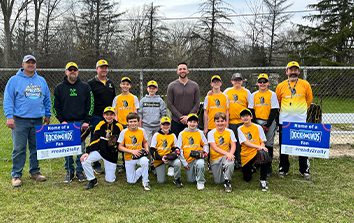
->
[255, 150, 271, 165]
[132, 149, 149, 160]
[189, 150, 206, 159]
[107, 135, 118, 147]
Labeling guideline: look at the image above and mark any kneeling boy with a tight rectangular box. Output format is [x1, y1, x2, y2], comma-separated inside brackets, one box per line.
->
[207, 112, 236, 192]
[81, 106, 124, 189]
[118, 112, 151, 191]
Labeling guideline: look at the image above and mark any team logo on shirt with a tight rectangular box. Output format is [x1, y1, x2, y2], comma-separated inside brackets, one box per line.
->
[246, 132, 253, 140]
[162, 139, 168, 149]
[130, 136, 138, 145]
[214, 99, 221, 107]
[24, 84, 42, 99]
[218, 136, 225, 145]
[69, 88, 77, 96]
[260, 97, 265, 104]
[232, 94, 238, 102]
[123, 100, 129, 107]
[188, 137, 194, 145]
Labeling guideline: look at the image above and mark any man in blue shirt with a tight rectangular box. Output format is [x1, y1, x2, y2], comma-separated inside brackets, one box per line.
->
[3, 55, 51, 187]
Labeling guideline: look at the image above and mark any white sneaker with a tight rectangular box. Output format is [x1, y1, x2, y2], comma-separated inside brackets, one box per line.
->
[167, 167, 174, 177]
[197, 182, 205, 190]
[143, 182, 151, 191]
[260, 180, 268, 192]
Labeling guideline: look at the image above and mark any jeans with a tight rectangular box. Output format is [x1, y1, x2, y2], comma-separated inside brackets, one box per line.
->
[64, 141, 85, 174]
[11, 117, 43, 178]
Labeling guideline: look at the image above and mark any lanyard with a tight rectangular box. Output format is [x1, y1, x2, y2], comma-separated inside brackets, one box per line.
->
[287, 79, 298, 106]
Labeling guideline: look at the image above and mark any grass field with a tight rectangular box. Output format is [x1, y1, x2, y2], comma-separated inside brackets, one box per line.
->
[0, 140, 353, 222]
[315, 96, 354, 113]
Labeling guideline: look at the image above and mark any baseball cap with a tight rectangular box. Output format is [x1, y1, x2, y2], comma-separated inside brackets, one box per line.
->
[23, 55, 36, 63]
[160, 116, 171, 124]
[240, 108, 253, 117]
[231, 73, 243, 80]
[121, 76, 132, 83]
[65, 62, 78, 70]
[211, 75, 222, 82]
[258, 73, 269, 80]
[96, 59, 109, 68]
[187, 113, 199, 122]
[103, 106, 115, 114]
[147, 80, 158, 87]
[286, 61, 300, 69]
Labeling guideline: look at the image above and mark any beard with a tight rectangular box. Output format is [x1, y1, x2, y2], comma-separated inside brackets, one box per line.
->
[68, 75, 77, 83]
[289, 74, 299, 82]
[179, 73, 187, 79]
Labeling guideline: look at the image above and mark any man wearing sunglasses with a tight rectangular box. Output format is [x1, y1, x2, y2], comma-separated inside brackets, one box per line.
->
[53, 62, 94, 183]
[248, 73, 279, 176]
[275, 61, 313, 179]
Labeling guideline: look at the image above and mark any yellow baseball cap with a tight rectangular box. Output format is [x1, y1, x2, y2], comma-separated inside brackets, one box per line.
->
[187, 113, 199, 122]
[240, 108, 253, 117]
[286, 61, 300, 69]
[160, 116, 171, 124]
[121, 76, 132, 83]
[258, 73, 269, 80]
[211, 75, 222, 82]
[103, 106, 115, 114]
[96, 59, 109, 68]
[65, 62, 78, 70]
[147, 80, 158, 87]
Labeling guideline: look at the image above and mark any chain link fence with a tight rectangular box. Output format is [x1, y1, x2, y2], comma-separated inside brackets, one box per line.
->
[1, 67, 353, 147]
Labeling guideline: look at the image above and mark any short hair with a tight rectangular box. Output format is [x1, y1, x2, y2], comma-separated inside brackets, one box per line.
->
[214, 112, 226, 121]
[126, 112, 140, 122]
[177, 62, 188, 67]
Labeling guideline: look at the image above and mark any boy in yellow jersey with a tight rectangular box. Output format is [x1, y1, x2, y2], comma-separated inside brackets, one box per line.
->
[249, 73, 279, 176]
[81, 107, 123, 189]
[224, 73, 251, 168]
[276, 61, 313, 179]
[112, 77, 139, 127]
[118, 112, 150, 191]
[150, 116, 183, 187]
[178, 114, 209, 190]
[237, 108, 269, 191]
[203, 75, 229, 134]
[207, 112, 236, 193]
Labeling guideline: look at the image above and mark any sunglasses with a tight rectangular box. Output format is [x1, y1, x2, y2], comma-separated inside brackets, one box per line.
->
[68, 68, 78, 72]
[161, 122, 171, 126]
[258, 80, 268, 84]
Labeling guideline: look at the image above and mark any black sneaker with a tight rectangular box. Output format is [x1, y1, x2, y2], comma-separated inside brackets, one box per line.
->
[85, 178, 98, 190]
[63, 172, 74, 183]
[224, 180, 232, 193]
[76, 172, 86, 182]
[93, 165, 103, 174]
[173, 178, 183, 188]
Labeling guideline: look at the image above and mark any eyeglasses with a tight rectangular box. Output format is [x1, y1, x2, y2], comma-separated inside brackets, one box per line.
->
[68, 68, 78, 72]
[258, 80, 268, 84]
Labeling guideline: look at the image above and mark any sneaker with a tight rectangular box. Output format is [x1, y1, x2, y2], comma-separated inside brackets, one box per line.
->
[279, 171, 288, 178]
[93, 165, 103, 174]
[76, 172, 86, 182]
[260, 180, 268, 192]
[173, 178, 183, 188]
[85, 178, 98, 190]
[63, 172, 74, 183]
[12, 177, 22, 187]
[30, 173, 47, 182]
[300, 172, 311, 180]
[197, 182, 205, 190]
[167, 167, 174, 177]
[143, 182, 151, 191]
[224, 180, 232, 193]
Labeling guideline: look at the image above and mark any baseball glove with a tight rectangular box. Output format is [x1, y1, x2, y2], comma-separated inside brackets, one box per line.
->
[255, 150, 272, 165]
[164, 152, 179, 161]
[132, 149, 149, 160]
[80, 128, 91, 142]
[307, 103, 322, 123]
[150, 147, 162, 160]
[107, 135, 118, 147]
[189, 150, 206, 159]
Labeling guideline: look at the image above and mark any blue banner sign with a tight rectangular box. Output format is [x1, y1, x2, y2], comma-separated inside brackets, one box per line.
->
[36, 123, 82, 160]
[281, 122, 331, 158]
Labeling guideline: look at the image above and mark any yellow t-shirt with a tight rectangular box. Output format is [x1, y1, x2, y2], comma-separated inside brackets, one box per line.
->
[117, 127, 147, 161]
[177, 129, 208, 164]
[237, 123, 266, 166]
[249, 90, 279, 120]
[203, 93, 229, 129]
[224, 87, 251, 124]
[150, 131, 177, 167]
[276, 79, 313, 124]
[112, 93, 139, 125]
[207, 128, 236, 161]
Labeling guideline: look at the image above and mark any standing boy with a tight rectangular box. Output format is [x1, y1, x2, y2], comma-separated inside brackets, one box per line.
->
[237, 108, 269, 191]
[178, 114, 209, 190]
[207, 112, 236, 192]
[150, 116, 183, 187]
[81, 106, 123, 189]
[118, 112, 150, 191]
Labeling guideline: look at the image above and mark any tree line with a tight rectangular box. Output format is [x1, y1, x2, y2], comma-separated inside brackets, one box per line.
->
[0, 0, 353, 68]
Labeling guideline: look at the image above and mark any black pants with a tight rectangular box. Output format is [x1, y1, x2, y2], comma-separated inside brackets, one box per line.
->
[171, 119, 187, 137]
[279, 124, 309, 174]
[229, 123, 243, 164]
[242, 157, 268, 181]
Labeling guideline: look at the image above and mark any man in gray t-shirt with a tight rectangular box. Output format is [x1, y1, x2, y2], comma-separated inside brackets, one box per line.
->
[167, 62, 200, 136]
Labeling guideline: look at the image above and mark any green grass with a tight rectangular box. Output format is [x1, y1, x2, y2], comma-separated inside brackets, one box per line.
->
[0, 139, 353, 223]
[315, 96, 354, 113]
